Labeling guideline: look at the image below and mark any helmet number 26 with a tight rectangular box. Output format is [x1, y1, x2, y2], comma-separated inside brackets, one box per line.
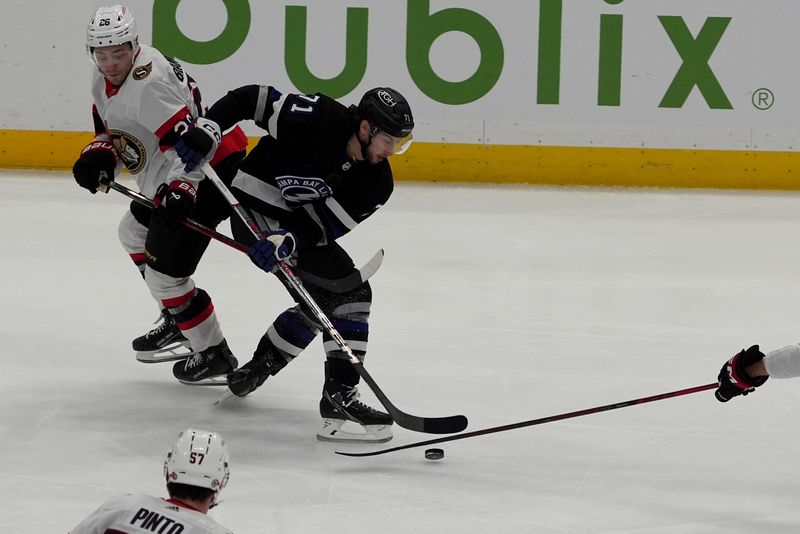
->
[98, 18, 111, 27]
[189, 452, 205, 464]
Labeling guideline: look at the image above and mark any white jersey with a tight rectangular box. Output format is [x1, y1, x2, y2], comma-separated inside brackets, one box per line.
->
[70, 494, 232, 534]
[764, 344, 800, 379]
[89, 44, 206, 200]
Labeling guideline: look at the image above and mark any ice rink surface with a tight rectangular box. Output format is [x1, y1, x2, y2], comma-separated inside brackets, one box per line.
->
[3, 170, 800, 533]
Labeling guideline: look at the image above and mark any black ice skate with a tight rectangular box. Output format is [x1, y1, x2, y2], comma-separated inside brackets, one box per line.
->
[133, 309, 192, 364]
[173, 339, 237, 385]
[317, 375, 393, 443]
[226, 349, 289, 397]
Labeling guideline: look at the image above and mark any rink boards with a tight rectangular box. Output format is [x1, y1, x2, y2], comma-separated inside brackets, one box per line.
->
[2, 129, 797, 190]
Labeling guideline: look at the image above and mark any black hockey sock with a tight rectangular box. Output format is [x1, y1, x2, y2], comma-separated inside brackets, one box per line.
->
[326, 357, 360, 387]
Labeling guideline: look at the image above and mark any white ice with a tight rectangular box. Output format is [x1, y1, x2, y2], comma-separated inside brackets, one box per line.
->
[3, 170, 800, 533]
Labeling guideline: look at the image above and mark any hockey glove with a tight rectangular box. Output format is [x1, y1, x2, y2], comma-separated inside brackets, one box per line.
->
[73, 141, 116, 194]
[715, 345, 768, 402]
[249, 231, 297, 273]
[175, 117, 222, 172]
[152, 180, 197, 230]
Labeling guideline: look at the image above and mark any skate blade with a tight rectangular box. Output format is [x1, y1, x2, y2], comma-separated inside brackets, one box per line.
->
[178, 376, 229, 386]
[213, 389, 237, 406]
[136, 341, 194, 364]
[316, 419, 393, 444]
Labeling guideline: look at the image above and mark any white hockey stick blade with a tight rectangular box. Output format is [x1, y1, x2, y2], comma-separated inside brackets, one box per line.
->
[360, 249, 383, 280]
[294, 249, 384, 293]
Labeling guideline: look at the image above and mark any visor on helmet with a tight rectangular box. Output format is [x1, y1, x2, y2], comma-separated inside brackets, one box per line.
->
[392, 133, 414, 155]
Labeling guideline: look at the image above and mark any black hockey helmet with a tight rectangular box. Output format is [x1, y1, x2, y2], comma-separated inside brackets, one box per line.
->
[357, 87, 414, 138]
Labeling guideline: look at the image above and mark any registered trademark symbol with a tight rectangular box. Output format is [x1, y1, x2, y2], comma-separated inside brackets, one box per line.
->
[752, 88, 774, 110]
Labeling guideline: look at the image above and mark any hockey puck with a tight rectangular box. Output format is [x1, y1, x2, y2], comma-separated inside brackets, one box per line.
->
[424, 448, 444, 460]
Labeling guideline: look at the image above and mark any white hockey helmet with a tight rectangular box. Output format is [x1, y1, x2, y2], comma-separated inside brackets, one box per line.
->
[86, 5, 139, 55]
[163, 429, 230, 495]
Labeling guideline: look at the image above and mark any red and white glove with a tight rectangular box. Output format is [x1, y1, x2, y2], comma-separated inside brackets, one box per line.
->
[715, 345, 768, 402]
[153, 180, 197, 229]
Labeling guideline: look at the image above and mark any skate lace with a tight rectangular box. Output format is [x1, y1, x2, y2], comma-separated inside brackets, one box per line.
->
[340, 388, 378, 413]
[184, 353, 205, 369]
[147, 313, 172, 339]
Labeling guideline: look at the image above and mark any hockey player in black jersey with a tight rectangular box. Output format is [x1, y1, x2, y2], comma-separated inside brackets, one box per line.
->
[176, 86, 414, 442]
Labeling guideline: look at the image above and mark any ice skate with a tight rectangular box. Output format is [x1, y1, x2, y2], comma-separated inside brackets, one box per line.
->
[226, 348, 289, 397]
[173, 340, 237, 385]
[316, 377, 393, 443]
[133, 309, 192, 363]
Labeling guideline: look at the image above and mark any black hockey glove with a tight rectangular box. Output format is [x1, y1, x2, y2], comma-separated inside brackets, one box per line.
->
[175, 117, 221, 172]
[152, 180, 197, 230]
[249, 231, 297, 273]
[73, 141, 116, 194]
[715, 345, 768, 402]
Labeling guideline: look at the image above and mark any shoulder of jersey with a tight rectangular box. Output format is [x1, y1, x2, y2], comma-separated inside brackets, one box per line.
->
[130, 44, 174, 83]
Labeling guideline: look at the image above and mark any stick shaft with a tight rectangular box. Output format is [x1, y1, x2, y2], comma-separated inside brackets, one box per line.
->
[106, 180, 248, 252]
[337, 383, 717, 456]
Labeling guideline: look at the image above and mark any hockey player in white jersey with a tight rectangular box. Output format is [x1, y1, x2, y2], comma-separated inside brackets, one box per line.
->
[72, 5, 248, 383]
[716, 343, 800, 401]
[70, 428, 233, 534]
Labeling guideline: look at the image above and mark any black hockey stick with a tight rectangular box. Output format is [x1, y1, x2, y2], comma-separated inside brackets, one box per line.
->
[336, 383, 717, 457]
[101, 180, 382, 293]
[200, 163, 468, 435]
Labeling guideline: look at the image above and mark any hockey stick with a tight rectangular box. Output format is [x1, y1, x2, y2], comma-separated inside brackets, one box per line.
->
[101, 180, 382, 293]
[335, 383, 717, 457]
[200, 162, 468, 435]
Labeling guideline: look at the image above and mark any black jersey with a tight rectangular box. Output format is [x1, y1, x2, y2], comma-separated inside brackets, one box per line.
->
[205, 85, 394, 249]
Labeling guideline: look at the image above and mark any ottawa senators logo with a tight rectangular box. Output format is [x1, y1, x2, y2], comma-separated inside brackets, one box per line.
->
[132, 62, 153, 80]
[108, 130, 146, 174]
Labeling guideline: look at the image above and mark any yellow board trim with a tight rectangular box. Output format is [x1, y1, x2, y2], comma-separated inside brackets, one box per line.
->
[2, 129, 797, 189]
[395, 143, 799, 190]
[1, 130, 96, 170]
